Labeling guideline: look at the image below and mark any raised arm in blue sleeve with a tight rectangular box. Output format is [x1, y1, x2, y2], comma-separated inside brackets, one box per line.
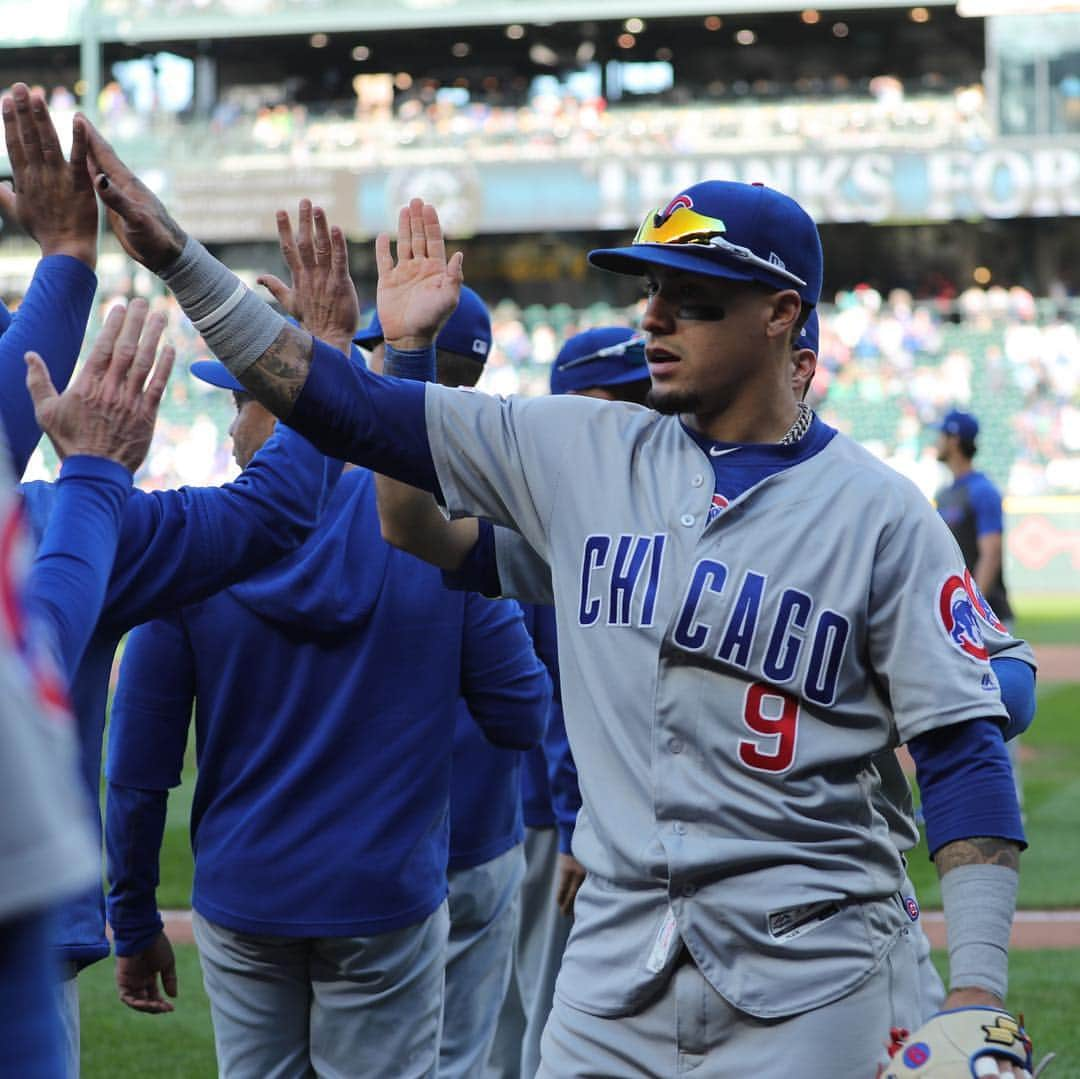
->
[95, 423, 339, 631]
[23, 456, 131, 676]
[442, 519, 502, 597]
[460, 592, 552, 751]
[106, 615, 194, 955]
[531, 605, 581, 853]
[0, 256, 97, 476]
[288, 337, 438, 491]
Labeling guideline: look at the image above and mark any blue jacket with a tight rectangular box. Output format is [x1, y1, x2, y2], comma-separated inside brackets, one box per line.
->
[22, 424, 333, 967]
[106, 467, 549, 944]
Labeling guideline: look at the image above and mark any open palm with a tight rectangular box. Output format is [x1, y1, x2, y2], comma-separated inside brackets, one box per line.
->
[374, 198, 463, 348]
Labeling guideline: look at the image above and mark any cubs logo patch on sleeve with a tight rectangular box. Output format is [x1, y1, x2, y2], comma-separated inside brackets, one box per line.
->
[938, 574, 989, 661]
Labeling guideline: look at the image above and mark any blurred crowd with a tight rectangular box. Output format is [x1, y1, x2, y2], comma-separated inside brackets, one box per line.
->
[10, 284, 1077, 502]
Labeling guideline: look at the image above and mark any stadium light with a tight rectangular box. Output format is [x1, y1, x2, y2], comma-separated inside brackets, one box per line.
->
[310, 33, 328, 48]
[617, 32, 636, 48]
[801, 9, 821, 24]
[705, 16, 723, 31]
[735, 28, 756, 44]
[506, 24, 525, 40]
[625, 18, 645, 33]
[909, 6, 931, 21]
[352, 45, 370, 61]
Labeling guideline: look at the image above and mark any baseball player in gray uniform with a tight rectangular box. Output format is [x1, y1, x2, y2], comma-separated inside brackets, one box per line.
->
[87, 121, 1034, 1077]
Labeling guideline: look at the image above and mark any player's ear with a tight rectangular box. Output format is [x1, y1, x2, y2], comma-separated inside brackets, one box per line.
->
[765, 290, 802, 342]
[791, 348, 817, 400]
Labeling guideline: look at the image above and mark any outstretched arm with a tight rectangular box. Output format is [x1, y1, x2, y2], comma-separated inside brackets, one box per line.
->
[0, 84, 99, 475]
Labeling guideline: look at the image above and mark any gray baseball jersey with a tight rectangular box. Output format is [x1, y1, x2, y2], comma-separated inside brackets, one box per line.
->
[0, 466, 97, 921]
[425, 387, 1018, 1020]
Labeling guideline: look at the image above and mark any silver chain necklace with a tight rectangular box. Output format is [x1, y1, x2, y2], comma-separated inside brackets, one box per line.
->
[778, 401, 814, 445]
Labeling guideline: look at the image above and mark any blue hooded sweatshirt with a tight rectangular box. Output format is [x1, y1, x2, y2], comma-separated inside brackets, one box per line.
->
[21, 423, 334, 967]
[106, 467, 550, 944]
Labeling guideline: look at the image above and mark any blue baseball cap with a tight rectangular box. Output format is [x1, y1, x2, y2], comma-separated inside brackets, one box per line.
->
[588, 180, 823, 307]
[354, 285, 492, 363]
[936, 410, 979, 441]
[796, 309, 819, 354]
[191, 359, 246, 392]
[550, 327, 648, 396]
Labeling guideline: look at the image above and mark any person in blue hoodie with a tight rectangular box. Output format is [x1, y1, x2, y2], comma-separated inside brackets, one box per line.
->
[1, 299, 178, 1079]
[356, 283, 547, 1079]
[105, 352, 552, 1079]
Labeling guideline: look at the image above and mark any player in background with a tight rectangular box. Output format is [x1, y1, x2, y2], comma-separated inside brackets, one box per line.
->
[0, 301, 175, 1077]
[349, 281, 540, 1079]
[105, 222, 550, 1079]
[85, 114, 1035, 1075]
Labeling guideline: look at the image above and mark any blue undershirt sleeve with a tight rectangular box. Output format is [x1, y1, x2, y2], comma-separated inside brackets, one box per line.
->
[0, 301, 11, 334]
[0, 256, 97, 477]
[460, 593, 551, 751]
[23, 455, 131, 677]
[288, 337, 439, 493]
[441, 519, 501, 596]
[990, 656, 1036, 741]
[968, 477, 1004, 537]
[105, 615, 194, 955]
[908, 717, 1026, 858]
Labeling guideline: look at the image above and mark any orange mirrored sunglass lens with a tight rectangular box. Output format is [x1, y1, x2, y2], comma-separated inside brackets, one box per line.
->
[634, 205, 729, 245]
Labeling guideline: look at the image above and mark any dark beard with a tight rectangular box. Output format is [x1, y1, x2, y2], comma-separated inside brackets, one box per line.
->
[646, 386, 702, 415]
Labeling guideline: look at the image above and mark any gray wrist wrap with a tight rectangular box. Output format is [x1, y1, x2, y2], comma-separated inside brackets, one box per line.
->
[159, 236, 286, 378]
[941, 863, 1017, 1000]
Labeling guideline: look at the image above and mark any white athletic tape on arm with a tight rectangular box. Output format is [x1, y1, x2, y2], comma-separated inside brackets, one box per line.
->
[159, 236, 286, 377]
[941, 863, 1017, 1000]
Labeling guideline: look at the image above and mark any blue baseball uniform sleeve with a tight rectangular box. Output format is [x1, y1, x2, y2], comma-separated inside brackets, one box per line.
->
[23, 455, 132, 676]
[106, 615, 195, 954]
[0, 256, 97, 476]
[991, 656, 1036, 741]
[460, 592, 551, 751]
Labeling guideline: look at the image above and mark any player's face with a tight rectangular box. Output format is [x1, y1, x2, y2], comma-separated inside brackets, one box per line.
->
[228, 395, 278, 470]
[640, 268, 793, 419]
[935, 431, 952, 463]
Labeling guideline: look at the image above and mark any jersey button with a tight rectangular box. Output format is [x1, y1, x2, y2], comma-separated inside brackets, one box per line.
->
[680, 513, 695, 527]
[691, 474, 704, 488]
[667, 736, 684, 754]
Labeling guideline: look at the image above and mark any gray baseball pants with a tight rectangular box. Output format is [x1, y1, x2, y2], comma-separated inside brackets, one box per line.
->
[440, 844, 526, 1078]
[536, 929, 925, 1079]
[192, 903, 448, 1079]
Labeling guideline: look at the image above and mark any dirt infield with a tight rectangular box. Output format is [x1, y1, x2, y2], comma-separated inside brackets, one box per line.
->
[160, 909, 1080, 950]
[1033, 644, 1080, 683]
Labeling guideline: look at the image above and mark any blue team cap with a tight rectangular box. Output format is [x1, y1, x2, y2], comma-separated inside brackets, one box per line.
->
[354, 285, 492, 363]
[588, 180, 823, 308]
[191, 359, 246, 392]
[936, 409, 979, 440]
[550, 327, 648, 396]
[796, 309, 819, 354]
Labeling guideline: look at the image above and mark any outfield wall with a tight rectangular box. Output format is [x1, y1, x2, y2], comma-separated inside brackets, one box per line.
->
[1007, 496, 1080, 594]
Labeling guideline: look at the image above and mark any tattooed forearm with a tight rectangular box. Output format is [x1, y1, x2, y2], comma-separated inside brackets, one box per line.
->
[934, 836, 1021, 876]
[237, 323, 313, 418]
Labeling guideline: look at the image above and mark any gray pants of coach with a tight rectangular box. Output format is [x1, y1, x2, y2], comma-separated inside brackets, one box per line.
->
[192, 903, 448, 1079]
[537, 929, 927, 1079]
[439, 844, 526, 1079]
[487, 826, 573, 1079]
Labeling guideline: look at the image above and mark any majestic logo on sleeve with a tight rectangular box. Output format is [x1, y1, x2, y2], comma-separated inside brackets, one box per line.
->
[937, 573, 989, 661]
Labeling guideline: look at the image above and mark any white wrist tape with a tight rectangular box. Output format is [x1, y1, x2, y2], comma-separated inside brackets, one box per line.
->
[941, 863, 1018, 1000]
[159, 236, 286, 377]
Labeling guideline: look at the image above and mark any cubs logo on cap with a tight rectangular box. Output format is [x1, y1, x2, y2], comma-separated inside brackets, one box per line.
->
[938, 574, 989, 661]
[588, 180, 823, 307]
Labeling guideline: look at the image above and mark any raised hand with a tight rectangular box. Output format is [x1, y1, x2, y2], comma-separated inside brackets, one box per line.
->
[374, 198, 463, 350]
[115, 931, 179, 1015]
[75, 113, 187, 271]
[0, 83, 97, 267]
[258, 199, 360, 355]
[26, 298, 175, 473]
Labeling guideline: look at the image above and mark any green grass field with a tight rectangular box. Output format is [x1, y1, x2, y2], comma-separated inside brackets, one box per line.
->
[86, 597, 1078, 1075]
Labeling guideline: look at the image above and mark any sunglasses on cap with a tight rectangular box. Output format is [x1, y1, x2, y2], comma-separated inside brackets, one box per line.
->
[633, 205, 807, 290]
[557, 333, 647, 371]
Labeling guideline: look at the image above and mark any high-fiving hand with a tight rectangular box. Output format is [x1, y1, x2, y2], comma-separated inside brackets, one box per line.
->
[374, 198, 463, 350]
[0, 83, 98, 268]
[26, 298, 175, 474]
